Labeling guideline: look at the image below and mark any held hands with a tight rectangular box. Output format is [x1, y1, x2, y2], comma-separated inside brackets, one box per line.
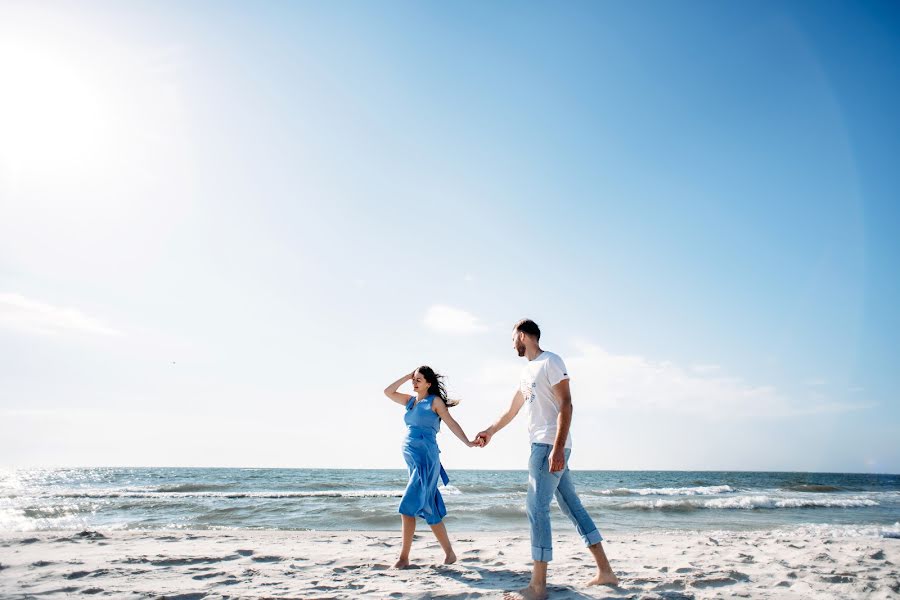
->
[473, 430, 492, 448]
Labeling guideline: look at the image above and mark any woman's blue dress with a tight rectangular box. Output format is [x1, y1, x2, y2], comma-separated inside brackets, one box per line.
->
[399, 394, 449, 525]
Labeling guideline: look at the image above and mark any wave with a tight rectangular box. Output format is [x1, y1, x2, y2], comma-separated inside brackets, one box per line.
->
[155, 483, 237, 493]
[589, 485, 735, 497]
[618, 495, 880, 511]
[452, 484, 524, 495]
[47, 489, 406, 499]
[450, 505, 526, 519]
[781, 484, 844, 493]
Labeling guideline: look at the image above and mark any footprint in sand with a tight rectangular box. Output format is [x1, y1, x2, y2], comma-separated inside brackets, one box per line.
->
[626, 576, 655, 585]
[64, 571, 92, 579]
[192, 571, 227, 580]
[691, 577, 737, 589]
[653, 581, 686, 592]
[820, 574, 855, 583]
[251, 555, 283, 563]
[64, 569, 108, 580]
[150, 555, 240, 566]
[30, 560, 54, 568]
[690, 570, 749, 589]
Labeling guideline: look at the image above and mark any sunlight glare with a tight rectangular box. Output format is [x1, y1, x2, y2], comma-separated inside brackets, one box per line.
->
[0, 39, 111, 176]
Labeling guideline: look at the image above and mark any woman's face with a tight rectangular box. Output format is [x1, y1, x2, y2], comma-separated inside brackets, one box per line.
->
[412, 371, 428, 394]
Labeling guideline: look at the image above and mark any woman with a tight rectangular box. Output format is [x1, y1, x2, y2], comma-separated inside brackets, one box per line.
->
[383, 366, 474, 568]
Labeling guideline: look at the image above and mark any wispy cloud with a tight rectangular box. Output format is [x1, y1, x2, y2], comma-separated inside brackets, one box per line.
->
[0, 293, 120, 336]
[423, 305, 487, 335]
[566, 342, 873, 419]
[477, 342, 874, 420]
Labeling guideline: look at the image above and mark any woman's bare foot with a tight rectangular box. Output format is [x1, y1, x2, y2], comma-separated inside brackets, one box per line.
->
[503, 585, 548, 600]
[586, 571, 619, 586]
[393, 557, 410, 569]
[443, 550, 457, 565]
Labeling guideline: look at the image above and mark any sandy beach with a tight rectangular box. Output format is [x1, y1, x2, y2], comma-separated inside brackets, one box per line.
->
[1, 527, 897, 599]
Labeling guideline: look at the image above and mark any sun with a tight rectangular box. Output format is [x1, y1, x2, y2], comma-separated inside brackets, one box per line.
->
[0, 38, 111, 177]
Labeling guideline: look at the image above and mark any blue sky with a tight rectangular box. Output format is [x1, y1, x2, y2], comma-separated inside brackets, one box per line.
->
[1, 1, 898, 472]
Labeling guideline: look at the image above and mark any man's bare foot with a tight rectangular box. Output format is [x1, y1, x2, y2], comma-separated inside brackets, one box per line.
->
[443, 550, 457, 565]
[586, 571, 619, 587]
[503, 585, 548, 600]
[393, 557, 410, 569]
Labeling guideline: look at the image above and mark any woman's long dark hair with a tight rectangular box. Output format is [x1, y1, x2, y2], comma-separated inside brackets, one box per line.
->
[416, 365, 459, 408]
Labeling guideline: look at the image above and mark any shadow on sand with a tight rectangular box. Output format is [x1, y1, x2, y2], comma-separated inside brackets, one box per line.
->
[432, 563, 629, 599]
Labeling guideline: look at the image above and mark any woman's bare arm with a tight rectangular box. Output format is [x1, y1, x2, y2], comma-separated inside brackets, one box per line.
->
[432, 400, 474, 447]
[383, 372, 414, 405]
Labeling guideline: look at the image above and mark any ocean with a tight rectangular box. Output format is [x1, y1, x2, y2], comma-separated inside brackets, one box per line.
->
[2, 468, 898, 535]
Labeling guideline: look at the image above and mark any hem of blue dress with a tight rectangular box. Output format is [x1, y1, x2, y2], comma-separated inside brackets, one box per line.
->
[398, 507, 445, 525]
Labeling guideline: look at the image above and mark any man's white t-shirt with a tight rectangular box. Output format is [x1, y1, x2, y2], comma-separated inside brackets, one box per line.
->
[520, 351, 572, 449]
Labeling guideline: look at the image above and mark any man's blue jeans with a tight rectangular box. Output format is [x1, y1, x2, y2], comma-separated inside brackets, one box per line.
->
[527, 443, 603, 562]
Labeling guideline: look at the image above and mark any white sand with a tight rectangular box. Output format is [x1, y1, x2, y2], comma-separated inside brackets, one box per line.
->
[1, 527, 897, 599]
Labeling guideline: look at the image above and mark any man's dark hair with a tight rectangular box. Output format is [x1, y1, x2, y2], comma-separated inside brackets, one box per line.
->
[514, 318, 541, 340]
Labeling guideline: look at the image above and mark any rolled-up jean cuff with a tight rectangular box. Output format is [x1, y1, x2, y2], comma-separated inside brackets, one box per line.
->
[583, 529, 603, 546]
[531, 546, 553, 562]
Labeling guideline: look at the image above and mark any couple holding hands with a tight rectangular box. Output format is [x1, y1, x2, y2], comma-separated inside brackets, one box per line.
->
[382, 319, 617, 600]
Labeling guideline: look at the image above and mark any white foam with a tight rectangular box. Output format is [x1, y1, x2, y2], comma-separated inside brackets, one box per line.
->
[595, 485, 735, 496]
[621, 494, 880, 510]
[46, 489, 407, 499]
[881, 521, 900, 538]
[0, 506, 88, 532]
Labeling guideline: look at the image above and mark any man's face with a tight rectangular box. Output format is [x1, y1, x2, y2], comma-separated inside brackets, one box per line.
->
[512, 330, 526, 357]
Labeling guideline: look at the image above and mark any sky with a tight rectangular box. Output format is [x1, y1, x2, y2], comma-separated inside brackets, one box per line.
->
[1, 1, 898, 473]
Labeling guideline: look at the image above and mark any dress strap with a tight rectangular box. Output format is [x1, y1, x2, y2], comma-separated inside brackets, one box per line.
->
[405, 396, 415, 410]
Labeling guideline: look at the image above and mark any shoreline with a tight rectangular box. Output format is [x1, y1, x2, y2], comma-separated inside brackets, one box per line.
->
[2, 527, 897, 598]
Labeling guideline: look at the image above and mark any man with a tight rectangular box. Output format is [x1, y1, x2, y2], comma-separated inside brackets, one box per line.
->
[475, 319, 617, 600]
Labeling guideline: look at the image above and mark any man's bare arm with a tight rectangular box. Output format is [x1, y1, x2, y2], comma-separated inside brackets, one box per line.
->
[475, 390, 525, 447]
[549, 379, 573, 471]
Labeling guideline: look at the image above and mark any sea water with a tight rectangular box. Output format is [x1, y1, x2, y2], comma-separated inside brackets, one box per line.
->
[2, 468, 898, 534]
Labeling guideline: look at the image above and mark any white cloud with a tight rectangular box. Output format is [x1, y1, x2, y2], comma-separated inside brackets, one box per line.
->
[423, 305, 487, 335]
[0, 292, 120, 336]
[484, 341, 874, 420]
